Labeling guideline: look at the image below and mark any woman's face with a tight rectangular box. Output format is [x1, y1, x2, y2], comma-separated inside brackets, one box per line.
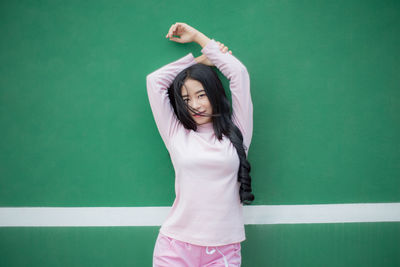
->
[181, 79, 213, 125]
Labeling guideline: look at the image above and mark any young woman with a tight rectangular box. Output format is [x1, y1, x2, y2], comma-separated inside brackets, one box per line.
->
[147, 22, 254, 267]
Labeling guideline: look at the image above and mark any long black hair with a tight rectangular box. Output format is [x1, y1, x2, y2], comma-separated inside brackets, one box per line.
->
[167, 63, 255, 205]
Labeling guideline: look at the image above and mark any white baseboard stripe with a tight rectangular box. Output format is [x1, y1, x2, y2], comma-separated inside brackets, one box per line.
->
[0, 203, 399, 227]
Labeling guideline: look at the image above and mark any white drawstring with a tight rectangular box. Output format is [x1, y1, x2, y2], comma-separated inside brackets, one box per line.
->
[206, 246, 229, 267]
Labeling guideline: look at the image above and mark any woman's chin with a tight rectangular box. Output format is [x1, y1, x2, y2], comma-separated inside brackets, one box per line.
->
[193, 117, 211, 125]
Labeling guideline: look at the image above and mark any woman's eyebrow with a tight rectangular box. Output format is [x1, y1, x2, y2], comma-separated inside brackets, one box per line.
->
[182, 89, 205, 97]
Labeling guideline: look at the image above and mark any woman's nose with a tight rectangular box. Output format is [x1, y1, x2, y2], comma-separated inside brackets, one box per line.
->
[190, 99, 201, 109]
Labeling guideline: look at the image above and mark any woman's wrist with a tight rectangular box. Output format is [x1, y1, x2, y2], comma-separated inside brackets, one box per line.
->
[194, 31, 211, 48]
[194, 54, 205, 63]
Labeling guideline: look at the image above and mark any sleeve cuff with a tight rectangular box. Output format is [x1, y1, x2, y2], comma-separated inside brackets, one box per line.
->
[201, 38, 218, 54]
[186, 52, 196, 63]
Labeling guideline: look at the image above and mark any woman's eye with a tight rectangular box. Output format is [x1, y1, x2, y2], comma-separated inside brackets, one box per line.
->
[183, 94, 205, 102]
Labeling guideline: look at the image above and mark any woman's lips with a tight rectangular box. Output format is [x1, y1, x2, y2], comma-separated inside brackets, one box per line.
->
[194, 112, 205, 117]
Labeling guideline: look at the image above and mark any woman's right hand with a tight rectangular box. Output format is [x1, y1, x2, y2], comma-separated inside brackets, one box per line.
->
[195, 42, 232, 66]
[165, 22, 199, 43]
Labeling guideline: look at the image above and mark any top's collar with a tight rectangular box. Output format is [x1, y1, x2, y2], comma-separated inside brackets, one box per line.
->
[195, 121, 214, 133]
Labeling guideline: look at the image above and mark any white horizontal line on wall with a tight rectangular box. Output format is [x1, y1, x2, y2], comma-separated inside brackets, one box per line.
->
[0, 203, 399, 227]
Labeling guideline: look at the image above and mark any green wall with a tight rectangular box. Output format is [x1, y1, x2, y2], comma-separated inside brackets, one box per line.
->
[0, 0, 399, 266]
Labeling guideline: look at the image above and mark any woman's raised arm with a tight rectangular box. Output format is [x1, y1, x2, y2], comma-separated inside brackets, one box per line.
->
[148, 23, 250, 151]
[167, 22, 253, 152]
[146, 53, 197, 151]
[200, 38, 253, 153]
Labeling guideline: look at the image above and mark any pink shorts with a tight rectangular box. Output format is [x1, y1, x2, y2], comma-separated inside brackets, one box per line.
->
[153, 232, 242, 267]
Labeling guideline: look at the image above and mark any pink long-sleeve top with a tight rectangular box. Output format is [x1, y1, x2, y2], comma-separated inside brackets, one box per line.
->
[146, 39, 253, 246]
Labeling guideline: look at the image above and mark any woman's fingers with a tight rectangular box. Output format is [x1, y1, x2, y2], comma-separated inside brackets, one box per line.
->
[166, 23, 179, 38]
[168, 23, 176, 37]
[170, 24, 177, 37]
[172, 24, 179, 35]
[215, 40, 232, 53]
[166, 25, 173, 38]
[219, 44, 231, 54]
